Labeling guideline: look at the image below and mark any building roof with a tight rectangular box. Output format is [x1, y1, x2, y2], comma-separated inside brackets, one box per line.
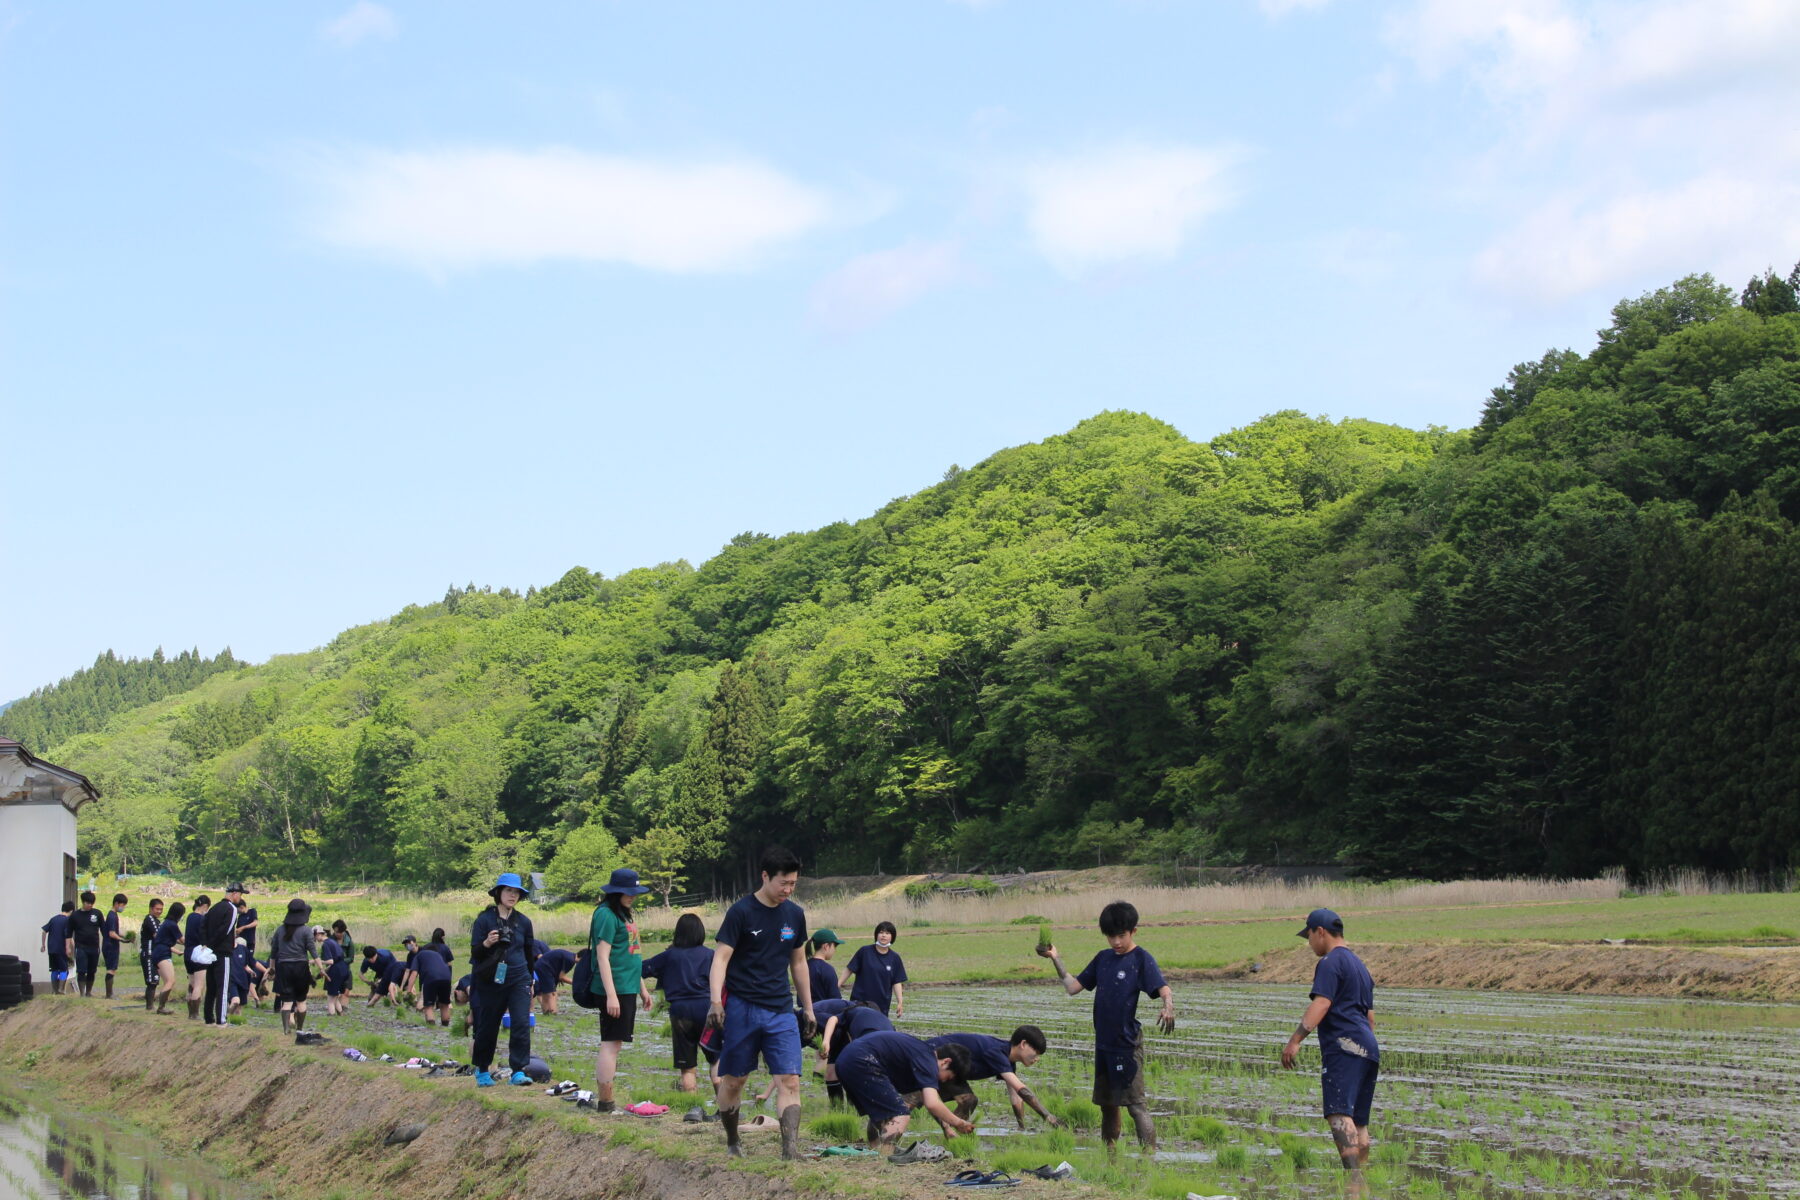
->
[0, 737, 101, 813]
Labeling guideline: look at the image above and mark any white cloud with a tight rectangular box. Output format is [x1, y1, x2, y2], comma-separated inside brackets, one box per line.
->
[809, 241, 964, 334]
[1473, 174, 1800, 302]
[304, 147, 835, 274]
[322, 2, 397, 49]
[1388, 0, 1800, 301]
[1020, 144, 1244, 274]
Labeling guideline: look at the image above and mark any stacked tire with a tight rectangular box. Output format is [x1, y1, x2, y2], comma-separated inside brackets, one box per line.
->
[0, 955, 28, 1009]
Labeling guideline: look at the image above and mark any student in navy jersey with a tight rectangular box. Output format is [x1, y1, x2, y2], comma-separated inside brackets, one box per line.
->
[805, 929, 843, 1003]
[40, 902, 74, 994]
[361, 945, 399, 1005]
[413, 932, 455, 1026]
[642, 913, 717, 1094]
[834, 1031, 974, 1152]
[138, 898, 165, 1010]
[925, 1026, 1061, 1131]
[532, 947, 577, 1015]
[316, 927, 348, 1015]
[102, 893, 129, 1000]
[183, 896, 211, 1020]
[67, 892, 106, 998]
[150, 901, 185, 1014]
[840, 922, 906, 1018]
[1282, 908, 1379, 1175]
[1041, 900, 1175, 1155]
[808, 997, 854, 1104]
[708, 845, 817, 1161]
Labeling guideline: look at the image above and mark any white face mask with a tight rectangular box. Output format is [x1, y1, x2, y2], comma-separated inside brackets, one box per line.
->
[876, 935, 892, 948]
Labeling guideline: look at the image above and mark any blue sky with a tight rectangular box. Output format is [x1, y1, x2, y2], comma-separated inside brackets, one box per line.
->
[5, 0, 1798, 703]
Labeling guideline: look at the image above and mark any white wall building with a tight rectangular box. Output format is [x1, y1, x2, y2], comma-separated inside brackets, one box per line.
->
[0, 738, 99, 972]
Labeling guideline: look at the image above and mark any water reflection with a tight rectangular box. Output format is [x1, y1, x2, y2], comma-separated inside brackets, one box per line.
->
[0, 1080, 261, 1199]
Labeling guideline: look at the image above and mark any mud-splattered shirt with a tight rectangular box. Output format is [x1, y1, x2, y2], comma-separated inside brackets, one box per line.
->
[1309, 945, 1378, 1062]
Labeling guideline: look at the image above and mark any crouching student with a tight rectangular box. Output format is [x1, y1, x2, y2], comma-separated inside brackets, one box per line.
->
[835, 1031, 974, 1152]
[533, 946, 576, 1016]
[814, 998, 886, 1107]
[1040, 900, 1175, 1155]
[1281, 908, 1379, 1176]
[361, 945, 399, 1006]
[469, 873, 539, 1088]
[926, 1026, 1061, 1131]
[413, 935, 454, 1027]
[642, 913, 716, 1094]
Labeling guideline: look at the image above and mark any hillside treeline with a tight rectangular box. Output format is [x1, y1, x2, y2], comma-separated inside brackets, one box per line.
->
[4, 649, 242, 756]
[24, 268, 1800, 889]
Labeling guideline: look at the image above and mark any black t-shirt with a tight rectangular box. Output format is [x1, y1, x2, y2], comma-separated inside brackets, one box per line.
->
[67, 908, 105, 948]
[715, 893, 807, 1011]
[928, 1032, 1013, 1081]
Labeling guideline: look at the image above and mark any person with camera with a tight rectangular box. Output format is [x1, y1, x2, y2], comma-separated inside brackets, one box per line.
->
[469, 872, 540, 1087]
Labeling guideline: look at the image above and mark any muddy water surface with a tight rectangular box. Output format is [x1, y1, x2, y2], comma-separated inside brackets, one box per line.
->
[0, 1080, 261, 1200]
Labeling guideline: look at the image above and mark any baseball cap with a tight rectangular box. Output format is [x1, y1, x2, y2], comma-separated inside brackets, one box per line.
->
[1297, 908, 1344, 937]
[812, 929, 843, 946]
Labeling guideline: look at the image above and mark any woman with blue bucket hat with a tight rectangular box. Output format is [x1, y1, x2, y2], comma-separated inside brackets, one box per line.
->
[469, 872, 540, 1087]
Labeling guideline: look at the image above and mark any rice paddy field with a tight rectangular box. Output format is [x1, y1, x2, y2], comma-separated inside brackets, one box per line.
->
[236, 976, 1800, 1200]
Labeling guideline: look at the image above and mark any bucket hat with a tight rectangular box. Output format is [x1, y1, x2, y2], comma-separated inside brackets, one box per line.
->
[490, 872, 527, 901]
[601, 868, 650, 896]
[283, 898, 312, 928]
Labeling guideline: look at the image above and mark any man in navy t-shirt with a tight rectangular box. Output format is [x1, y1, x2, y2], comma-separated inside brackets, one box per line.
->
[67, 893, 107, 998]
[1282, 908, 1379, 1173]
[1042, 900, 1175, 1153]
[926, 1026, 1061, 1130]
[708, 845, 817, 1161]
[834, 1031, 975, 1152]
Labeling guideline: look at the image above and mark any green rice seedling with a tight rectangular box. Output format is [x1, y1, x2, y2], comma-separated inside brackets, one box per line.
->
[1404, 1173, 1446, 1199]
[1278, 1134, 1315, 1171]
[809, 1112, 863, 1142]
[1214, 1146, 1249, 1171]
[1046, 1095, 1101, 1130]
[946, 1134, 979, 1160]
[1024, 1127, 1076, 1157]
[1185, 1115, 1230, 1146]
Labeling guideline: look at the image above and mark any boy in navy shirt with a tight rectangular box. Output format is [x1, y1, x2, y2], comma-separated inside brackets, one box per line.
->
[708, 845, 817, 1161]
[1041, 900, 1174, 1154]
[40, 902, 74, 994]
[413, 934, 455, 1026]
[841, 921, 906, 1017]
[1282, 908, 1379, 1173]
[834, 1031, 974, 1152]
[926, 1026, 1060, 1131]
[103, 893, 129, 999]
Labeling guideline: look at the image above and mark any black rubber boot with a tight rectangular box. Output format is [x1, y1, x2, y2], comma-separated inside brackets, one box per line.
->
[779, 1104, 802, 1161]
[720, 1108, 742, 1157]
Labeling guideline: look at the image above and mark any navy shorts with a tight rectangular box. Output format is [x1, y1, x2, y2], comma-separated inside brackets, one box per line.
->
[718, 995, 802, 1078]
[835, 1041, 915, 1122]
[46, 953, 68, 975]
[103, 944, 120, 971]
[1320, 1052, 1379, 1126]
[422, 979, 451, 1007]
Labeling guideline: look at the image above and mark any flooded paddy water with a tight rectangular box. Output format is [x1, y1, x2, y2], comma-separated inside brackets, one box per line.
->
[226, 979, 1798, 1199]
[0, 1079, 261, 1200]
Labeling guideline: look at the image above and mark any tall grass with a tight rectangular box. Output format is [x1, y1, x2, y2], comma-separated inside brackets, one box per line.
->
[809, 876, 1631, 932]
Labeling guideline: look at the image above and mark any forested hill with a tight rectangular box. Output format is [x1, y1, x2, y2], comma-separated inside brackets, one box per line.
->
[4, 649, 242, 755]
[28, 268, 1800, 889]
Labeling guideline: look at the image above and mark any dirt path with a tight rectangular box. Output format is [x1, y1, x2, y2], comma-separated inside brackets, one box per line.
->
[1201, 941, 1800, 1001]
[0, 1000, 1087, 1200]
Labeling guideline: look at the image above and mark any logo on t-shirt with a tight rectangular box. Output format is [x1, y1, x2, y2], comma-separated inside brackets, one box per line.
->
[780, 925, 795, 942]
[1116, 969, 1127, 980]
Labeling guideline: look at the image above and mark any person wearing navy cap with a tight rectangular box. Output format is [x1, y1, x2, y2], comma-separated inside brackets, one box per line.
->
[1281, 908, 1379, 1177]
[469, 872, 540, 1088]
[586, 867, 655, 1113]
